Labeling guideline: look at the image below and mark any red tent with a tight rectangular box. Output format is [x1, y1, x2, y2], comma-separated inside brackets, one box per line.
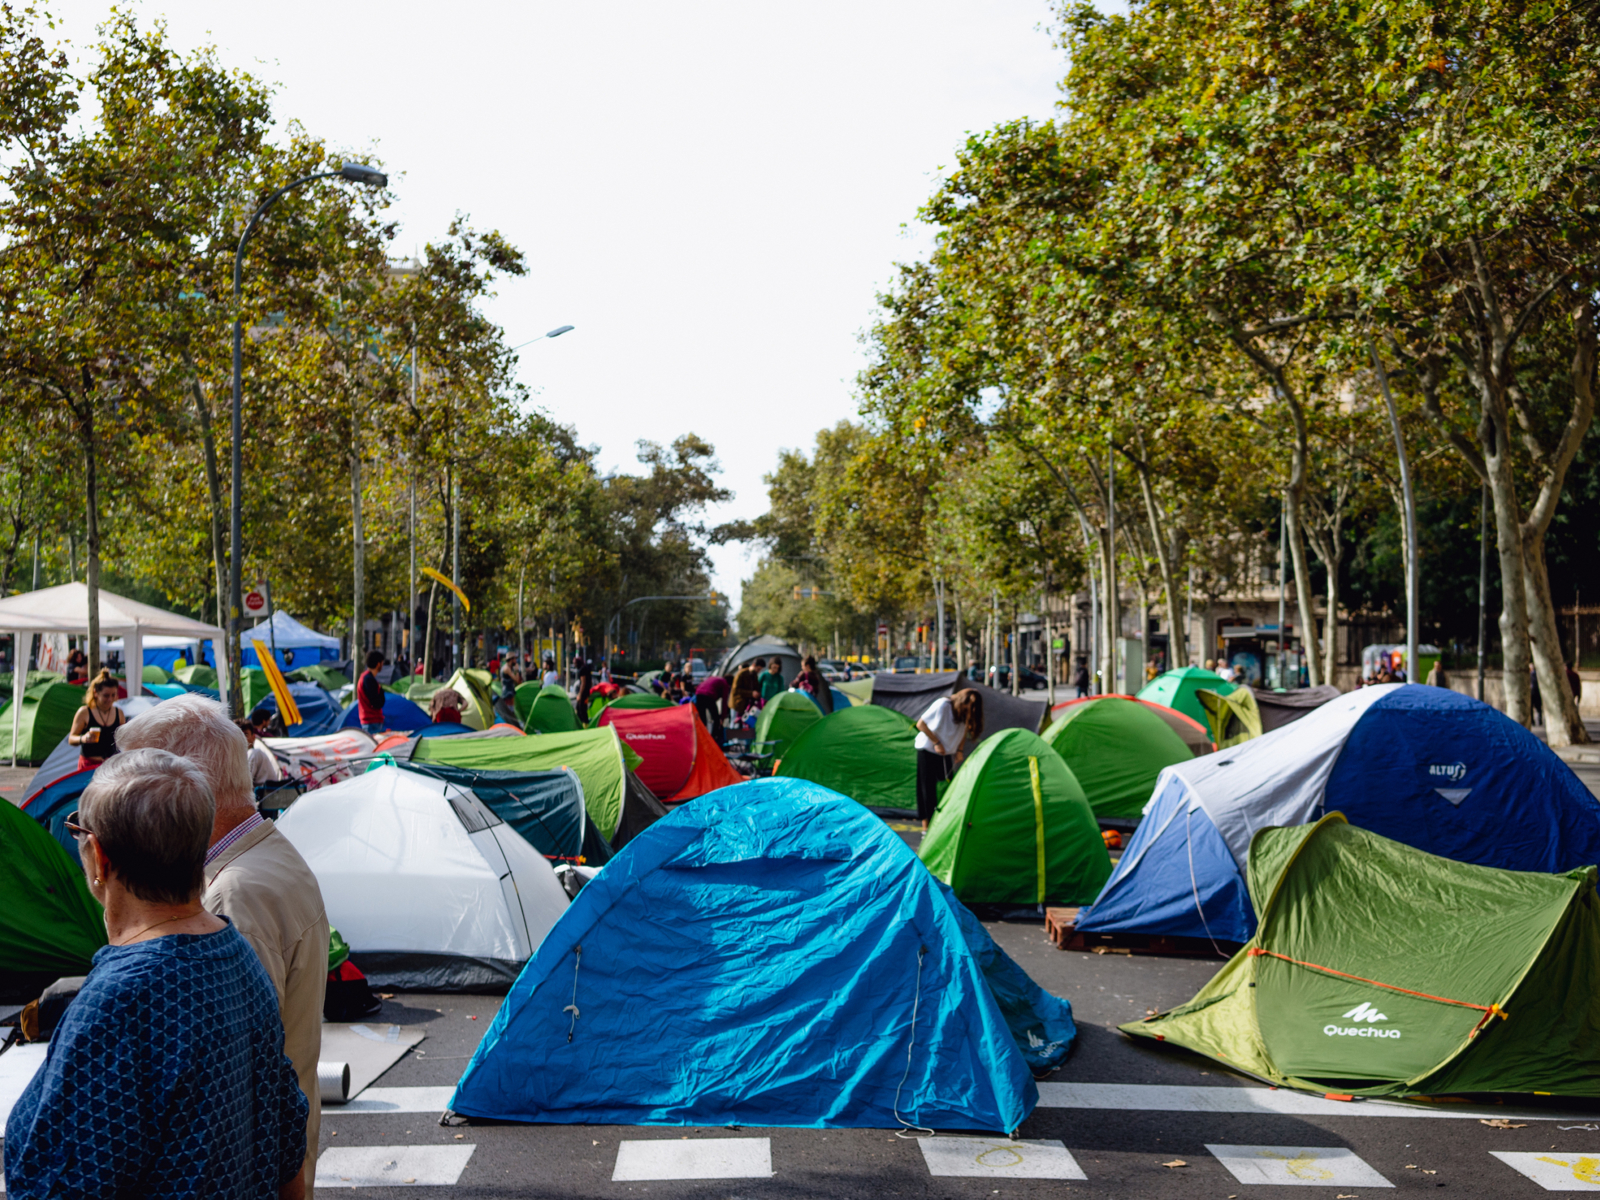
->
[599, 704, 745, 802]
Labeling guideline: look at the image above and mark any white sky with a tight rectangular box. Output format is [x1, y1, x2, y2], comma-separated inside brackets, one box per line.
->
[56, 0, 1068, 612]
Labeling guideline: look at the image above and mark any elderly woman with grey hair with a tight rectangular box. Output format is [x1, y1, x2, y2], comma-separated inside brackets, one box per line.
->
[3, 748, 308, 1200]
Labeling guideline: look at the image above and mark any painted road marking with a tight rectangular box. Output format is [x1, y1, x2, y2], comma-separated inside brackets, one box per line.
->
[612, 1137, 774, 1181]
[316, 1145, 475, 1188]
[1491, 1151, 1600, 1191]
[334, 1086, 457, 1114]
[919, 1136, 1087, 1179]
[1037, 1082, 1581, 1121]
[1207, 1144, 1392, 1187]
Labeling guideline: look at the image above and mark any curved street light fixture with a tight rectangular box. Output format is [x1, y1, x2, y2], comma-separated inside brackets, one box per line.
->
[227, 163, 389, 714]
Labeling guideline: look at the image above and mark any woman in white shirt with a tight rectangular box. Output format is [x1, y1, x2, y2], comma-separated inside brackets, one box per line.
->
[913, 688, 984, 830]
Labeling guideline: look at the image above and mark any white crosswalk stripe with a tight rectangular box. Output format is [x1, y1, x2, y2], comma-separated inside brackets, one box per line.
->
[611, 1137, 774, 1181]
[1490, 1151, 1600, 1191]
[1037, 1082, 1582, 1121]
[1206, 1144, 1393, 1187]
[919, 1136, 1087, 1179]
[315, 1144, 475, 1188]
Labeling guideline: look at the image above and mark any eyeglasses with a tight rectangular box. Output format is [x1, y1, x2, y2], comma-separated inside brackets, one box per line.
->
[64, 811, 93, 840]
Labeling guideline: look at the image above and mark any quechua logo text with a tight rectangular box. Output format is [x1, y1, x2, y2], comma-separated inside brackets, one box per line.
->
[1323, 1002, 1401, 1038]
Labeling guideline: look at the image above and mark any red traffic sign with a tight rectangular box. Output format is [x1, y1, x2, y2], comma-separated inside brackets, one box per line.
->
[243, 590, 268, 615]
[877, 623, 889, 639]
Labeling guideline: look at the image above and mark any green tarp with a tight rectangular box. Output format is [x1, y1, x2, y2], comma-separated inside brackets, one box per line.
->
[0, 681, 85, 764]
[919, 728, 1112, 906]
[1, 790, 104, 980]
[413, 727, 643, 843]
[775, 705, 918, 812]
[755, 691, 822, 760]
[1126, 813, 1600, 1098]
[517, 682, 579, 733]
[1042, 697, 1195, 819]
[1137, 666, 1237, 728]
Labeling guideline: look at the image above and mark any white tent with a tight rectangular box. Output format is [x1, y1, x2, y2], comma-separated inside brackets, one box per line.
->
[241, 610, 341, 667]
[0, 582, 228, 765]
[275, 765, 570, 990]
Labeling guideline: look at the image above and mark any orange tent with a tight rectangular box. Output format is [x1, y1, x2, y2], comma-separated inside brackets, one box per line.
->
[599, 704, 745, 803]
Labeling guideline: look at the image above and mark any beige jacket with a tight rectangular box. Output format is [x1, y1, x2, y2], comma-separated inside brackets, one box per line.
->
[205, 820, 329, 1193]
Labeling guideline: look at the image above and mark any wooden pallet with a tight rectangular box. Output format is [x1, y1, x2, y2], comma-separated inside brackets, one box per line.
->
[1044, 907, 1237, 959]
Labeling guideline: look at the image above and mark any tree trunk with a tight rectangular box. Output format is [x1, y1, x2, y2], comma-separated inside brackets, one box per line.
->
[350, 403, 365, 667]
[75, 390, 101, 678]
[1131, 434, 1185, 668]
[1100, 526, 1118, 694]
[183, 353, 228, 626]
[517, 562, 527, 676]
[414, 579, 438, 695]
[955, 595, 966, 674]
[1278, 389, 1324, 687]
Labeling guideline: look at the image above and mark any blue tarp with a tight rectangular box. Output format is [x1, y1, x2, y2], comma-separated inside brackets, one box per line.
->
[414, 722, 475, 739]
[21, 766, 97, 868]
[257, 683, 344, 738]
[341, 691, 430, 733]
[1078, 686, 1600, 944]
[449, 777, 1072, 1131]
[397, 760, 611, 866]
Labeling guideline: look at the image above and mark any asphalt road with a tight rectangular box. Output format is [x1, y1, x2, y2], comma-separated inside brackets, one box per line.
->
[317, 878, 1600, 1198]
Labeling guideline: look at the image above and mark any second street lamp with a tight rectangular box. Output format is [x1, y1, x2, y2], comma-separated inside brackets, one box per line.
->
[227, 162, 389, 715]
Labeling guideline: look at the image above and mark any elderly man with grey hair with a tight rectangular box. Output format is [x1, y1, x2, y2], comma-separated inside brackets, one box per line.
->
[121, 694, 329, 1196]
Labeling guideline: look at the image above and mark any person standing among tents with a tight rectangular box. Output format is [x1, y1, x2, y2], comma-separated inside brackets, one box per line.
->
[65, 645, 88, 685]
[1072, 658, 1090, 699]
[730, 660, 761, 717]
[913, 688, 984, 831]
[118, 696, 329, 1199]
[794, 655, 833, 714]
[542, 655, 562, 688]
[68, 669, 126, 771]
[694, 672, 733, 744]
[356, 650, 387, 735]
[430, 687, 465, 725]
[759, 657, 786, 705]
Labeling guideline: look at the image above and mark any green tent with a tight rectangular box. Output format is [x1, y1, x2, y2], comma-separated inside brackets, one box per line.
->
[406, 678, 444, 705]
[1197, 686, 1262, 748]
[608, 692, 671, 712]
[1126, 813, 1600, 1098]
[1, 787, 105, 982]
[142, 664, 170, 685]
[442, 668, 496, 729]
[919, 728, 1112, 906]
[1041, 696, 1195, 819]
[517, 682, 579, 733]
[413, 726, 646, 844]
[173, 663, 217, 689]
[0, 680, 85, 763]
[1136, 665, 1237, 727]
[287, 664, 351, 693]
[241, 668, 272, 715]
[775, 705, 918, 812]
[755, 691, 822, 760]
[835, 677, 874, 705]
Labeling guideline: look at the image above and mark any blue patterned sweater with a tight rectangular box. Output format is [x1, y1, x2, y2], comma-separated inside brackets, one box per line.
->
[4, 920, 307, 1198]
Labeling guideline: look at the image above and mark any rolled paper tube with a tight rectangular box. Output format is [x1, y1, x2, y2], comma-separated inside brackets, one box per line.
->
[318, 1060, 351, 1103]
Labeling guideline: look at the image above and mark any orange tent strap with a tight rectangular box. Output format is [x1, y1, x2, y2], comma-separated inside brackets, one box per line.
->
[1246, 947, 1508, 1024]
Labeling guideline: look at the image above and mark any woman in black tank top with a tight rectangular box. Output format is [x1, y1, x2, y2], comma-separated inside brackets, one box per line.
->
[69, 669, 126, 770]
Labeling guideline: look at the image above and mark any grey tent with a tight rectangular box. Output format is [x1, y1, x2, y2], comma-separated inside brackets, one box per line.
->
[1255, 684, 1342, 732]
[716, 635, 803, 683]
[870, 673, 1048, 742]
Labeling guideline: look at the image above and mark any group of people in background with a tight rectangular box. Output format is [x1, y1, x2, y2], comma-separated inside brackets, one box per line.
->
[649, 654, 839, 745]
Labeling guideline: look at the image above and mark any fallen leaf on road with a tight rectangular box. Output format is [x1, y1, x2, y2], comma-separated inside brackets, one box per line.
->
[1405, 1165, 1418, 1169]
[1423, 1169, 1438, 1175]
[1480, 1119, 1527, 1129]
[1161, 1159, 1187, 1168]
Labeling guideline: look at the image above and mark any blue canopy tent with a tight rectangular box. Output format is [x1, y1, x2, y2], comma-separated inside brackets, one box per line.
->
[447, 777, 1074, 1131]
[241, 611, 341, 669]
[341, 690, 430, 733]
[256, 682, 344, 738]
[1078, 684, 1600, 945]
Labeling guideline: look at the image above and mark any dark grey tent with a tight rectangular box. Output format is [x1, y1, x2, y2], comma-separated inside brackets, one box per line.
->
[870, 674, 1048, 743]
[396, 760, 613, 866]
[716, 636, 803, 683]
[1256, 684, 1342, 732]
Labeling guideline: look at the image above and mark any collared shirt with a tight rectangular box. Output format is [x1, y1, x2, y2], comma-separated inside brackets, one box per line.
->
[206, 811, 267, 867]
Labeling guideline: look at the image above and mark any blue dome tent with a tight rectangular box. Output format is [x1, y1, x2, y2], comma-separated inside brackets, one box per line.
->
[256, 682, 344, 738]
[448, 777, 1075, 1131]
[341, 690, 430, 732]
[1077, 684, 1600, 945]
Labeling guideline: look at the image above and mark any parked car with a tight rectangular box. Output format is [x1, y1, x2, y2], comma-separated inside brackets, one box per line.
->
[967, 664, 1048, 690]
[818, 659, 850, 681]
[892, 656, 957, 674]
[687, 657, 708, 683]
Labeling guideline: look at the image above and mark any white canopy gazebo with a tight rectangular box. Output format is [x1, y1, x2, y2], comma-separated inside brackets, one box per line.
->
[0, 582, 229, 763]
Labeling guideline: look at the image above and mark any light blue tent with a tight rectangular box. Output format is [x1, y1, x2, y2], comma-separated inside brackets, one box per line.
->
[448, 777, 1074, 1131]
[1078, 684, 1600, 944]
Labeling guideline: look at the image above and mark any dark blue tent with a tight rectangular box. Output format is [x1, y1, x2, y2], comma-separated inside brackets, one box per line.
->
[341, 691, 430, 733]
[396, 760, 611, 866]
[21, 765, 97, 867]
[448, 777, 1074, 1131]
[257, 683, 343, 738]
[413, 722, 475, 739]
[1078, 684, 1600, 944]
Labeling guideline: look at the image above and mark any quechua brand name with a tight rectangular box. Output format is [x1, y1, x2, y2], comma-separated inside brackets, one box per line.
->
[1324, 1002, 1401, 1038]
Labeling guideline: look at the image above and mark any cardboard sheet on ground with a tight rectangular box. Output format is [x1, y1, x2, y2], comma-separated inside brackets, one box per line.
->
[320, 1022, 426, 1102]
[0, 1042, 47, 1137]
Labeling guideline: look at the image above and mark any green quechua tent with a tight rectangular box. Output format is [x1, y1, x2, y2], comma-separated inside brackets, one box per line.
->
[412, 726, 663, 849]
[607, 692, 671, 712]
[756, 691, 822, 760]
[1, 790, 105, 987]
[775, 705, 918, 812]
[173, 663, 218, 689]
[1042, 696, 1196, 819]
[516, 682, 579, 733]
[442, 669, 496, 730]
[920, 729, 1112, 906]
[1137, 666, 1236, 728]
[1126, 813, 1600, 1098]
[0, 680, 85, 764]
[142, 664, 170, 685]
[287, 664, 351, 694]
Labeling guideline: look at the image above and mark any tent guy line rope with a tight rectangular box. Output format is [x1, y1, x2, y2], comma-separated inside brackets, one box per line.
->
[565, 945, 582, 1042]
[893, 945, 935, 1140]
[1186, 806, 1227, 959]
[1246, 948, 1510, 1032]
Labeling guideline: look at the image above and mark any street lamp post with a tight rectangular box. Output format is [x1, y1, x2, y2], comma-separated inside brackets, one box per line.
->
[228, 163, 388, 715]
